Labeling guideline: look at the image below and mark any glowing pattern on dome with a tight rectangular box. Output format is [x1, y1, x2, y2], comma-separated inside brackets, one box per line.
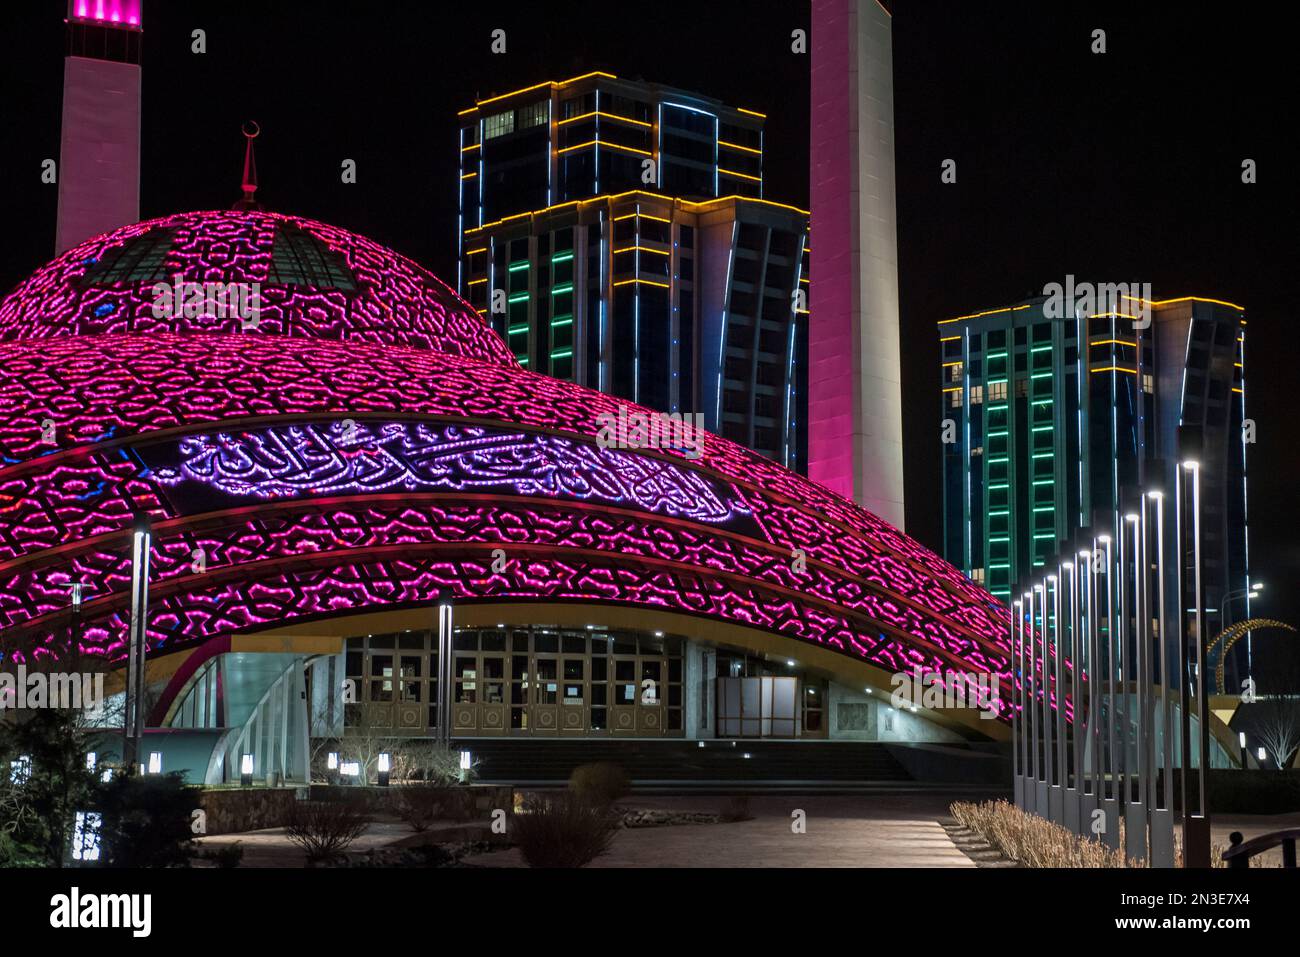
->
[0, 210, 515, 365]
[0, 209, 1055, 726]
[149, 421, 750, 526]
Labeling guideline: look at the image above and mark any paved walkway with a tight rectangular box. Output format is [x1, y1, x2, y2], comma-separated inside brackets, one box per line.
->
[196, 795, 1300, 868]
[197, 793, 978, 867]
[467, 794, 976, 868]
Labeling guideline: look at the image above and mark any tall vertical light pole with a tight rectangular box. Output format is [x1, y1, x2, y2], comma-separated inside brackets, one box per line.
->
[1052, 565, 1066, 824]
[1119, 512, 1142, 859]
[435, 592, 454, 749]
[124, 514, 151, 771]
[1128, 510, 1148, 862]
[1183, 460, 1211, 866]
[1220, 584, 1262, 693]
[1117, 515, 1132, 813]
[1012, 596, 1022, 809]
[1095, 532, 1118, 847]
[1038, 580, 1051, 814]
[1066, 552, 1083, 832]
[1078, 546, 1096, 827]
[1147, 488, 1176, 866]
[1021, 591, 1034, 813]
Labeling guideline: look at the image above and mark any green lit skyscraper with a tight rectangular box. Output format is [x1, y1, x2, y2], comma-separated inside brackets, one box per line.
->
[939, 292, 1253, 683]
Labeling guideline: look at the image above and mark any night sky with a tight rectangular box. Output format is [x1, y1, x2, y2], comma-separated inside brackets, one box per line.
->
[2, 2, 1296, 639]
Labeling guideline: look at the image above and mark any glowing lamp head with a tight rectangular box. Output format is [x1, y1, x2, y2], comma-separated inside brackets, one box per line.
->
[147, 752, 162, 774]
[240, 753, 254, 775]
[326, 752, 339, 770]
[377, 752, 391, 773]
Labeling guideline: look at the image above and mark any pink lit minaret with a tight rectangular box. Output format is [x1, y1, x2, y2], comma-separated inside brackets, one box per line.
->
[55, 0, 143, 252]
[809, 0, 905, 530]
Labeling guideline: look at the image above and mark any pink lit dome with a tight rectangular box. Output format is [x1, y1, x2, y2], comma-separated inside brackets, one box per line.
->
[0, 209, 1024, 733]
[0, 209, 515, 364]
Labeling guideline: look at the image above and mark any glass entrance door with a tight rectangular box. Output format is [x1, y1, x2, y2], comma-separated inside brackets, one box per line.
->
[560, 657, 586, 734]
[530, 656, 559, 733]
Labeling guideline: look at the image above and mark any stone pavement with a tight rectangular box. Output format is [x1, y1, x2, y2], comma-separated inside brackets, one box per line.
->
[196, 792, 979, 868]
[465, 793, 978, 868]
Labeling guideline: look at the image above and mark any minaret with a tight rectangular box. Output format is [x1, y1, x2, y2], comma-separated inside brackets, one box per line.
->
[55, 0, 143, 253]
[808, 0, 906, 530]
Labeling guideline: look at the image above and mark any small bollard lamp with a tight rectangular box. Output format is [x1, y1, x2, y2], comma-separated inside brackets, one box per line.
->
[377, 752, 391, 787]
[240, 753, 254, 787]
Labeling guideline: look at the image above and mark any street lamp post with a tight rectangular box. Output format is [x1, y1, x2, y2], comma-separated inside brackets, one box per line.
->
[1123, 511, 1144, 862]
[1038, 580, 1051, 815]
[124, 514, 152, 772]
[1220, 584, 1262, 690]
[1008, 598, 1019, 806]
[1181, 460, 1212, 868]
[1147, 489, 1176, 866]
[435, 592, 454, 749]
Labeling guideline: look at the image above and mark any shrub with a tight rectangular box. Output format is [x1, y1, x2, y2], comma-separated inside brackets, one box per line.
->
[285, 800, 370, 864]
[344, 845, 457, 868]
[393, 741, 480, 785]
[513, 793, 617, 868]
[719, 795, 754, 822]
[196, 842, 243, 868]
[949, 799, 1230, 868]
[568, 763, 629, 806]
[95, 771, 198, 868]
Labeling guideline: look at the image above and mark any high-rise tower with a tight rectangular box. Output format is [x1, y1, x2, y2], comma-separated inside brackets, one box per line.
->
[55, 0, 143, 253]
[456, 73, 811, 472]
[809, 0, 905, 528]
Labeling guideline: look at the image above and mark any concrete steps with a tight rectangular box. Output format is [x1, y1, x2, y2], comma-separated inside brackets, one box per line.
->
[455, 739, 914, 785]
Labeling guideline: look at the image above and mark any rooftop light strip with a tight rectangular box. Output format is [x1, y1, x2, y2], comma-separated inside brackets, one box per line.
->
[1120, 294, 1245, 311]
[461, 72, 618, 113]
[464, 191, 806, 233]
[938, 304, 1031, 325]
[558, 140, 652, 157]
[559, 111, 651, 128]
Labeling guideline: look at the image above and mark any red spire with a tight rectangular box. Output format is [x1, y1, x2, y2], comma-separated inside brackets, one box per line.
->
[232, 121, 261, 210]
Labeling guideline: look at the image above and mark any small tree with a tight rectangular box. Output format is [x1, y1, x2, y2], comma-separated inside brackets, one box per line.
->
[95, 771, 197, 867]
[1251, 635, 1300, 770]
[513, 793, 617, 868]
[0, 626, 109, 867]
[285, 800, 370, 864]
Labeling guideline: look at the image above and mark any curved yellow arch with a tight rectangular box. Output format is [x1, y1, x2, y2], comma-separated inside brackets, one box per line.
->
[1211, 618, 1296, 695]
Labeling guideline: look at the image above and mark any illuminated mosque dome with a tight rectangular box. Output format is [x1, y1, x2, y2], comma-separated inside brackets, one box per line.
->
[0, 209, 1020, 735]
[0, 209, 514, 362]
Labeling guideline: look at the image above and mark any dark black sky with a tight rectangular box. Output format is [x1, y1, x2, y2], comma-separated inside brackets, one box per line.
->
[2, 1, 1296, 630]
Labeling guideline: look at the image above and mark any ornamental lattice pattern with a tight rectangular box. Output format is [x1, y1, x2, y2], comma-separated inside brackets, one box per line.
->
[0, 210, 1043, 722]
